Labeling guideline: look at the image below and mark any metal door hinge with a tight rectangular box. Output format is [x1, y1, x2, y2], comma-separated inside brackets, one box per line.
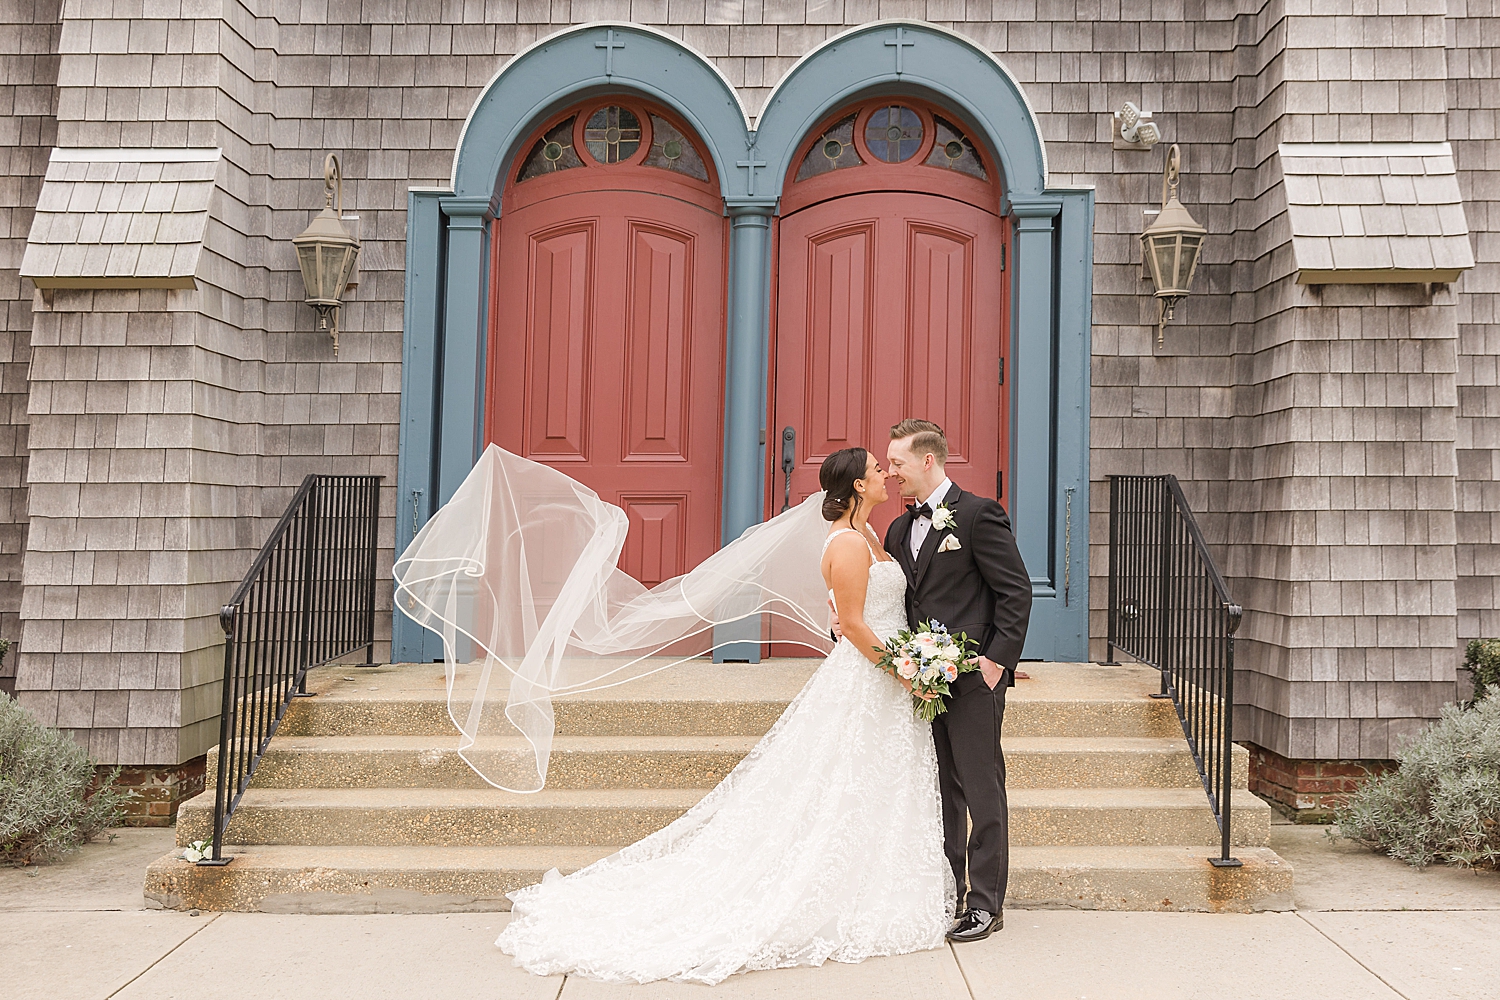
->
[998, 357, 1005, 386]
[997, 470, 1004, 499]
[1000, 244, 1006, 272]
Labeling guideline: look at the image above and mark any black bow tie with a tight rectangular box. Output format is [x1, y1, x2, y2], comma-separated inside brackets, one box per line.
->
[911, 502, 934, 519]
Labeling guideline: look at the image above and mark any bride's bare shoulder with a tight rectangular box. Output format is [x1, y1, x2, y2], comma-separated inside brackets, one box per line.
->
[822, 529, 872, 564]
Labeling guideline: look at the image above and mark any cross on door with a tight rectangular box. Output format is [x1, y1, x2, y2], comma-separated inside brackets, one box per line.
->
[885, 27, 915, 75]
[596, 29, 625, 77]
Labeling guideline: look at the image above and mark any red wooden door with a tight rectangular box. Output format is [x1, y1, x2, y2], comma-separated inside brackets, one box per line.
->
[488, 103, 725, 587]
[771, 103, 1008, 541]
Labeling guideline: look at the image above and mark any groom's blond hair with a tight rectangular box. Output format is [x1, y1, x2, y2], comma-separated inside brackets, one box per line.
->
[890, 419, 948, 465]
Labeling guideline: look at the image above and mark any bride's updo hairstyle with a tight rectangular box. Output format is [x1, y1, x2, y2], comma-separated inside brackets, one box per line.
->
[820, 447, 870, 522]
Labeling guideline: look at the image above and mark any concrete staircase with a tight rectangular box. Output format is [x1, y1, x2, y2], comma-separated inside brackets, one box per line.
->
[145, 661, 1292, 913]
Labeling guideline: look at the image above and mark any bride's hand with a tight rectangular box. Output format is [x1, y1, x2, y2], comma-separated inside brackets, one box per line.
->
[897, 676, 937, 702]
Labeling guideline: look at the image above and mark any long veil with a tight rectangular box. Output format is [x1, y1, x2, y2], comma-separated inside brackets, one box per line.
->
[393, 444, 835, 792]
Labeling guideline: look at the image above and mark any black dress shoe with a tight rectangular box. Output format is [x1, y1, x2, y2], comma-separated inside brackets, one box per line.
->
[946, 908, 1002, 942]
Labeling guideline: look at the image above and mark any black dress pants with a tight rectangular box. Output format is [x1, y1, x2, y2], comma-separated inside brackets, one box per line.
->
[931, 671, 1009, 915]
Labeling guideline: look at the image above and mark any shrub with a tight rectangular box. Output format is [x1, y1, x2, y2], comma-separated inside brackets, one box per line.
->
[0, 693, 128, 866]
[1334, 688, 1500, 869]
[1464, 639, 1500, 703]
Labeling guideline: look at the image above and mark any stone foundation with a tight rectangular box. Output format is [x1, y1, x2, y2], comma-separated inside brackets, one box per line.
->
[105, 756, 206, 827]
[1247, 745, 1392, 824]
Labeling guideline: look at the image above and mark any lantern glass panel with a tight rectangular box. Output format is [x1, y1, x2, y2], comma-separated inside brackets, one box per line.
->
[321, 245, 350, 300]
[297, 244, 321, 298]
[1177, 234, 1202, 287]
[1152, 236, 1178, 291]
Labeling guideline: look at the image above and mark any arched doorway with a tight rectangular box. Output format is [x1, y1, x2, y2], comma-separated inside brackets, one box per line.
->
[486, 100, 727, 587]
[770, 101, 1009, 539]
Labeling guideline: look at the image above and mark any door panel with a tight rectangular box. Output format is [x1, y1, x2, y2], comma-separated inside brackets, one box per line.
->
[527, 224, 594, 460]
[624, 225, 692, 461]
[905, 226, 975, 465]
[773, 192, 1007, 542]
[805, 226, 874, 460]
[619, 495, 686, 588]
[491, 192, 724, 586]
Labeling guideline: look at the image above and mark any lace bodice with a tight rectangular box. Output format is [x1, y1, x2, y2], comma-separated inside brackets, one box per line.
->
[861, 561, 911, 638]
[823, 528, 909, 640]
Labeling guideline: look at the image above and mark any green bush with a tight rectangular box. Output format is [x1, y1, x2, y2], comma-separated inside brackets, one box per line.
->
[1334, 688, 1500, 869]
[1465, 639, 1500, 703]
[0, 692, 127, 866]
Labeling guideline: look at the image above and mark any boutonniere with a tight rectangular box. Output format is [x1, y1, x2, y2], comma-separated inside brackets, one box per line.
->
[931, 502, 957, 532]
[938, 534, 963, 552]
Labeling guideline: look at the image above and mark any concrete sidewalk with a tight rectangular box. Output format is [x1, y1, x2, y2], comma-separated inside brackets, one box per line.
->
[4, 823, 1498, 1000]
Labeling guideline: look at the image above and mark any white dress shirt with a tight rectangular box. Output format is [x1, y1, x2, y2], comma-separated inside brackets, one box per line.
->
[909, 477, 954, 560]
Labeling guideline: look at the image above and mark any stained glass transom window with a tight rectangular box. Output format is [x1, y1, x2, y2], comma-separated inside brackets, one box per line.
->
[643, 114, 709, 181]
[865, 106, 923, 163]
[924, 115, 988, 180]
[518, 116, 583, 181]
[584, 106, 643, 164]
[795, 114, 862, 181]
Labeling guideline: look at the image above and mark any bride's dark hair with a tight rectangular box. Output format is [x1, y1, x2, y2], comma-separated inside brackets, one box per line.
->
[820, 448, 870, 522]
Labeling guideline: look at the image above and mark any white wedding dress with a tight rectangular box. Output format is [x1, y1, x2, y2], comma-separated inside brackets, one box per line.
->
[496, 531, 952, 984]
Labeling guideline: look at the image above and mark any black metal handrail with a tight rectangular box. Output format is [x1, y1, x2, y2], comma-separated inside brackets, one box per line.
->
[201, 474, 382, 864]
[1106, 474, 1243, 868]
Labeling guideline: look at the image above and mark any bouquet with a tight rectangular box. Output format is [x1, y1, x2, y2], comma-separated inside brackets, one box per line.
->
[876, 620, 979, 722]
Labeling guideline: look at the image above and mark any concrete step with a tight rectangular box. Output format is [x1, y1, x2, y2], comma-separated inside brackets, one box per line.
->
[279, 661, 1183, 739]
[176, 785, 1271, 849]
[236, 735, 760, 791]
[222, 734, 1245, 792]
[143, 843, 1293, 914]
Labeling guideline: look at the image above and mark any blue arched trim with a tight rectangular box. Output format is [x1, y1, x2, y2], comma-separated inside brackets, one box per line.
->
[449, 23, 752, 206]
[746, 21, 1047, 204]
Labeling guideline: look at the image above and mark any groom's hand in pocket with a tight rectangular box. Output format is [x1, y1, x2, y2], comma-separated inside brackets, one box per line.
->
[977, 655, 1003, 690]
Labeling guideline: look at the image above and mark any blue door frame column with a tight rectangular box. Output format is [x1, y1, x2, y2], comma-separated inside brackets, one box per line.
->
[395, 21, 1094, 663]
[714, 203, 776, 662]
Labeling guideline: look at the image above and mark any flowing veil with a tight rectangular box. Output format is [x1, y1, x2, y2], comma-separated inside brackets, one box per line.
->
[393, 445, 835, 792]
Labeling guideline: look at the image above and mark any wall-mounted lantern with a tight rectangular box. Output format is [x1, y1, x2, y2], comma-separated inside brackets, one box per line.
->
[293, 154, 360, 354]
[1140, 143, 1206, 347]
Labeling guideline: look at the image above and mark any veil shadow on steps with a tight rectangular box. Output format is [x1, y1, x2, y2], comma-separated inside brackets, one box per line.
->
[393, 444, 835, 792]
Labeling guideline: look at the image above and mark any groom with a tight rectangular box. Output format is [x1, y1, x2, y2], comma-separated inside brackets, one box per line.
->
[885, 419, 1032, 943]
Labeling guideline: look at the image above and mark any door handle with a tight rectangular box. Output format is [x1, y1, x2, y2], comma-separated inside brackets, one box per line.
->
[781, 426, 796, 513]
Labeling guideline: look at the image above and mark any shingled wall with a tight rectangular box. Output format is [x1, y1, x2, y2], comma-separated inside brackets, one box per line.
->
[0, 0, 60, 694]
[5, 0, 1493, 765]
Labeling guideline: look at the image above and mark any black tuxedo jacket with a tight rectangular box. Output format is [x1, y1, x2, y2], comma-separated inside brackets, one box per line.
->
[883, 484, 1033, 684]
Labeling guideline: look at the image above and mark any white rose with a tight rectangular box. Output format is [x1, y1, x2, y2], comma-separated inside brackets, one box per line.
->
[919, 662, 940, 683]
[932, 506, 956, 530]
[941, 644, 962, 661]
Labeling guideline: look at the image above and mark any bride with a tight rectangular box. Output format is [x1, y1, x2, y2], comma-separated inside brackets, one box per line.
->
[395, 446, 952, 985]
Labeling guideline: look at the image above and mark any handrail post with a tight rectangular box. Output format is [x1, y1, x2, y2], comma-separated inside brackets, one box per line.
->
[365, 480, 380, 664]
[1155, 478, 1173, 698]
[202, 607, 237, 866]
[1211, 605, 1244, 867]
[296, 478, 320, 696]
[1105, 475, 1120, 664]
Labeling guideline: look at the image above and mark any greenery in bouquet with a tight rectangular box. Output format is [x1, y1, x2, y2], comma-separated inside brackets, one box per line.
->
[877, 621, 979, 722]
